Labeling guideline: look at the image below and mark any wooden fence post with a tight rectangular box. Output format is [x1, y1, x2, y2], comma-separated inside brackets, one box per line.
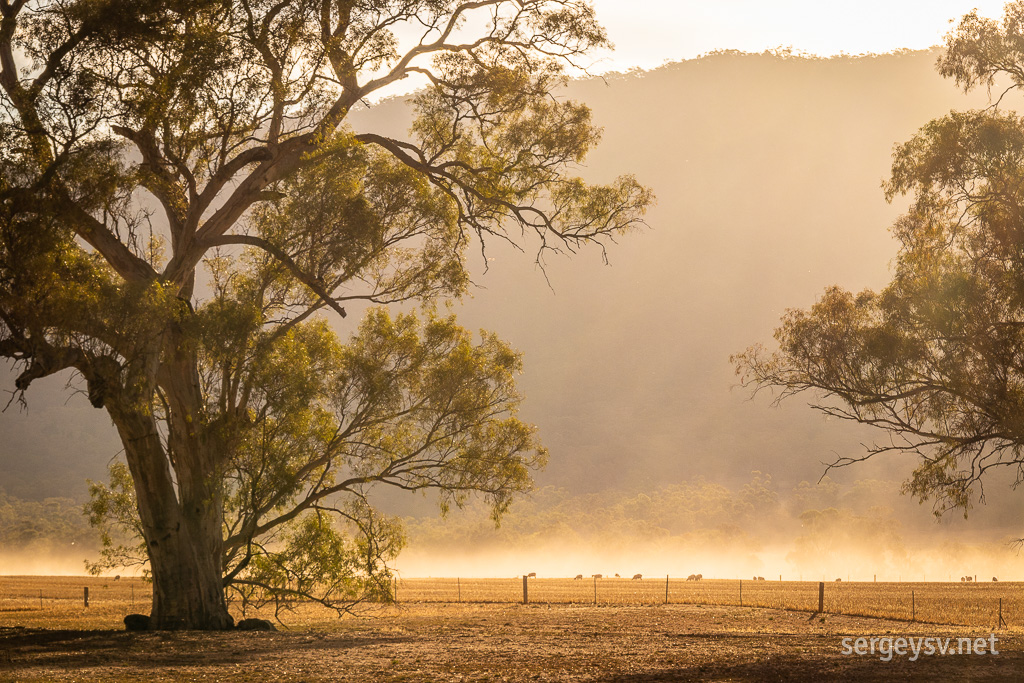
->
[522, 575, 528, 605]
[84, 586, 89, 608]
[818, 581, 824, 613]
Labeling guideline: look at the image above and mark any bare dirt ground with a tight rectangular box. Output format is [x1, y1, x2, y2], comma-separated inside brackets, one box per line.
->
[1, 602, 1021, 682]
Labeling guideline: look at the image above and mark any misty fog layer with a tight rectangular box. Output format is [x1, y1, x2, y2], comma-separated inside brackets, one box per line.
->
[2, 50, 1021, 578]
[398, 474, 1022, 581]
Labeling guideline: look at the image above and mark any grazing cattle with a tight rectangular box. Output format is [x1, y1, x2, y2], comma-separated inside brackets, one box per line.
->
[614, 573, 621, 578]
[961, 577, 966, 582]
[574, 574, 583, 580]
[757, 576, 765, 581]
[967, 576, 974, 582]
[686, 573, 703, 582]
[993, 577, 999, 582]
[632, 574, 642, 580]
[835, 578, 842, 582]
[114, 575, 121, 581]
[527, 572, 536, 578]
[592, 574, 603, 579]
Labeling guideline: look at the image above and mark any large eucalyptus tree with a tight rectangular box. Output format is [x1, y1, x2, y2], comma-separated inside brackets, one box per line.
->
[0, 0, 650, 629]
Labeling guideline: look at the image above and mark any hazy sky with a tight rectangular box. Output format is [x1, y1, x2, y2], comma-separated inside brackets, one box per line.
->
[368, 1, 1012, 99]
[588, 0, 1010, 71]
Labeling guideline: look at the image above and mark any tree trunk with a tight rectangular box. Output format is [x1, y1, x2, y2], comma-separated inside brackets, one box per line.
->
[106, 360, 233, 630]
[146, 513, 233, 630]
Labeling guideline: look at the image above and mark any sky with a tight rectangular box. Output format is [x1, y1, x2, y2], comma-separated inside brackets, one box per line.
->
[587, 0, 1011, 72]
[372, 1, 1013, 99]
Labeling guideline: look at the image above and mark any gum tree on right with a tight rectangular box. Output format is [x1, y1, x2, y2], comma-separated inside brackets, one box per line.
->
[734, 3, 1024, 521]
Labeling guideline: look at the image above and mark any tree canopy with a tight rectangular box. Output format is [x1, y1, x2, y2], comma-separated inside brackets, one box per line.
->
[0, 0, 651, 629]
[734, 3, 1024, 524]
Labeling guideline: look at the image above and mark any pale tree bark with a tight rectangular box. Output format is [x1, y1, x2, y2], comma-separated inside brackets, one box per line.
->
[102, 335, 233, 629]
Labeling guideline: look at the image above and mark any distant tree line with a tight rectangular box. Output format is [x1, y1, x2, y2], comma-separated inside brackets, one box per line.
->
[0, 490, 97, 550]
[404, 474, 904, 557]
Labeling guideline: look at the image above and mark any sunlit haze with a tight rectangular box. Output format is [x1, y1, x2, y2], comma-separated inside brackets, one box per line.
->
[588, 0, 1011, 71]
[369, 1, 1013, 99]
[3, 2, 1024, 586]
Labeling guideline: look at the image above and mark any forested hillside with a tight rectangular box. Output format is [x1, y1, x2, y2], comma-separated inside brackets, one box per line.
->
[4, 49, 1016, 551]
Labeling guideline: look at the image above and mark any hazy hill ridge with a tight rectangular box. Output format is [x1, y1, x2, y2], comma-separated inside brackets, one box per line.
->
[3, 49, 1015, 534]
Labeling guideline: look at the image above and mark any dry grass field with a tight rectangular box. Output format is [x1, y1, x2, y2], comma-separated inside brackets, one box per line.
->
[396, 576, 1021, 629]
[0, 575, 1022, 630]
[1, 576, 1023, 681]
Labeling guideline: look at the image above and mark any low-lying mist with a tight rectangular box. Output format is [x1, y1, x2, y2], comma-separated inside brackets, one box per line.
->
[396, 540, 1023, 583]
[1, 472, 1020, 582]
[0, 550, 100, 577]
[397, 474, 1024, 582]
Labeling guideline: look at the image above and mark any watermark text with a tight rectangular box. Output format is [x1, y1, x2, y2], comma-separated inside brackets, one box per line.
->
[841, 635, 999, 662]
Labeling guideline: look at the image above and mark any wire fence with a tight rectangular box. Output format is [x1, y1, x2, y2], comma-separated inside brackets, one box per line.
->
[0, 575, 1019, 630]
[393, 576, 1021, 629]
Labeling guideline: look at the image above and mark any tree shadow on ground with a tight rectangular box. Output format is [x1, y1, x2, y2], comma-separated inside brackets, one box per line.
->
[591, 648, 1024, 682]
[0, 627, 412, 674]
